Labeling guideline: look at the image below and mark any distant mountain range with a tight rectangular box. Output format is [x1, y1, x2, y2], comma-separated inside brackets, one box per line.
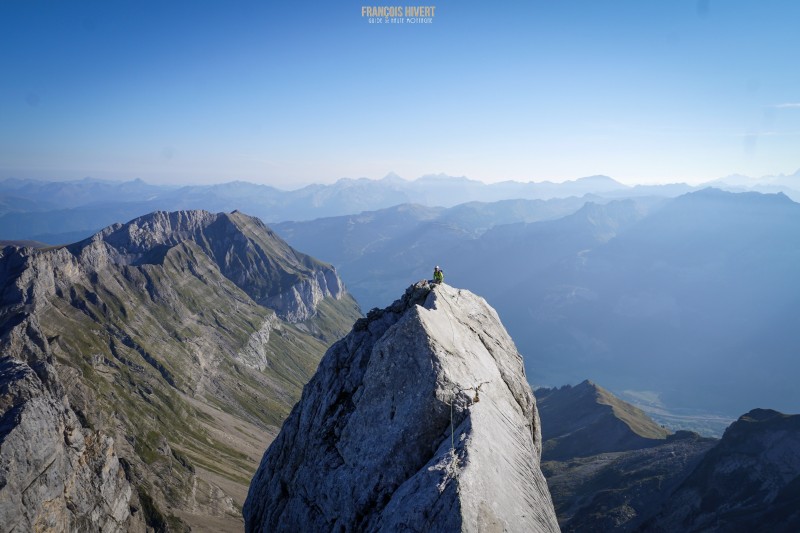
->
[2, 174, 798, 419]
[3, 170, 798, 244]
[490, 188, 800, 416]
[273, 188, 800, 419]
[272, 196, 639, 310]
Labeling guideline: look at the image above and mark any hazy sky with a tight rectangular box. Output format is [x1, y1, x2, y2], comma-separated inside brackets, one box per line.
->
[2, 0, 799, 188]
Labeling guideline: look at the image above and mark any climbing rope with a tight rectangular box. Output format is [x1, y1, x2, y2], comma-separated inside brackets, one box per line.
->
[450, 393, 455, 451]
[446, 381, 488, 466]
[432, 283, 490, 482]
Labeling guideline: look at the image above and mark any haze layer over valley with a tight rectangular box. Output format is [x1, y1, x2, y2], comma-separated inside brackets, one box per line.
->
[273, 184, 800, 421]
[2, 170, 799, 244]
[3, 173, 798, 425]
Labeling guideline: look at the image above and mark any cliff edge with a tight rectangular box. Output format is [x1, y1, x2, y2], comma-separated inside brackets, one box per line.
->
[244, 281, 559, 532]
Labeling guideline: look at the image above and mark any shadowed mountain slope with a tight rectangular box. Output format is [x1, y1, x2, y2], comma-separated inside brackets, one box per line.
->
[536, 380, 670, 461]
[474, 189, 800, 416]
[543, 431, 716, 533]
[536, 381, 716, 531]
[643, 408, 800, 532]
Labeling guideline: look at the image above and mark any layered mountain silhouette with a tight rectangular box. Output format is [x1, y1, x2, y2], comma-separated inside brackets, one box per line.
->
[3, 171, 798, 244]
[272, 196, 616, 309]
[272, 188, 800, 418]
[0, 174, 636, 244]
[244, 282, 560, 532]
[0, 210, 360, 531]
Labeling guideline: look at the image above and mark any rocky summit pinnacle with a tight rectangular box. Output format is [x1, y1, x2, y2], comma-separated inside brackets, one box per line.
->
[244, 281, 559, 532]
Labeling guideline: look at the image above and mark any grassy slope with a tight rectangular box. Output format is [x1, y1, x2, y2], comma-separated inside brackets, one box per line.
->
[593, 382, 670, 440]
[35, 235, 356, 529]
[537, 380, 669, 462]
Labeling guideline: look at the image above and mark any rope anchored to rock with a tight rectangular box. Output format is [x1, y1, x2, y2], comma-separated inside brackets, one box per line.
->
[431, 284, 491, 486]
[443, 380, 489, 484]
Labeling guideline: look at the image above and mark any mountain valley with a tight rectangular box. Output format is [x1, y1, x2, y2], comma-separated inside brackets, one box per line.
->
[272, 188, 800, 419]
[0, 210, 360, 531]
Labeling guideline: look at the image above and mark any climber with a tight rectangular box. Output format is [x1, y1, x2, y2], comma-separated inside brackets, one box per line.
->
[433, 265, 444, 284]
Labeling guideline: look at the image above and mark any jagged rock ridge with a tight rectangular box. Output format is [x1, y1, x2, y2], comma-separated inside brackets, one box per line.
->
[0, 210, 360, 531]
[536, 381, 716, 532]
[537, 383, 800, 532]
[643, 408, 800, 532]
[75, 210, 346, 322]
[244, 281, 559, 532]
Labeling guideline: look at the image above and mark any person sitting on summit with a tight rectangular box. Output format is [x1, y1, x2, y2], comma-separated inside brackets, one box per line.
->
[433, 265, 444, 284]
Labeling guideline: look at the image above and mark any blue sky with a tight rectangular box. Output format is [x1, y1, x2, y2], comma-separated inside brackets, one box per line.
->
[1, 0, 799, 188]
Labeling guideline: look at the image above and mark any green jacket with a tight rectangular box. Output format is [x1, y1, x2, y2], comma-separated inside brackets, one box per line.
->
[433, 269, 444, 283]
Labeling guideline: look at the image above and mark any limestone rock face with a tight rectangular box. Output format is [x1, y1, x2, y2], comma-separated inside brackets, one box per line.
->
[244, 281, 559, 532]
[0, 316, 138, 533]
[265, 268, 344, 323]
[0, 210, 360, 531]
[81, 210, 346, 322]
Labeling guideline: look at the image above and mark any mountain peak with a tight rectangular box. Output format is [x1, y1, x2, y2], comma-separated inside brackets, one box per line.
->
[536, 379, 670, 460]
[725, 408, 798, 437]
[70, 209, 344, 322]
[89, 209, 217, 251]
[740, 407, 785, 423]
[576, 378, 598, 389]
[0, 209, 361, 530]
[575, 174, 622, 184]
[244, 281, 559, 531]
[381, 171, 405, 182]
